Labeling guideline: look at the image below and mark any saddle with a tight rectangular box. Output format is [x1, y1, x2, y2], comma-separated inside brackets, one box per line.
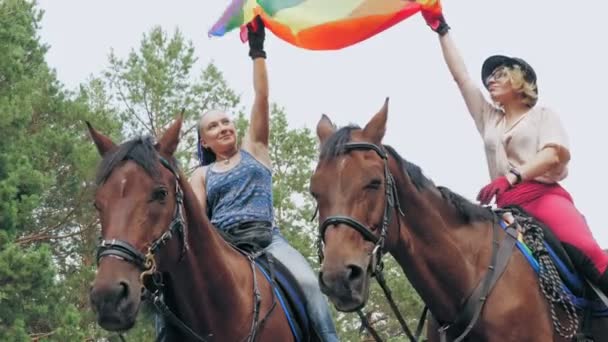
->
[498, 205, 608, 316]
[254, 253, 320, 342]
[219, 221, 274, 252]
[221, 223, 320, 342]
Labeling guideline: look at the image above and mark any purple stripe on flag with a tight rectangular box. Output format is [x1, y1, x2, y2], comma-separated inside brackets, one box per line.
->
[208, 0, 248, 37]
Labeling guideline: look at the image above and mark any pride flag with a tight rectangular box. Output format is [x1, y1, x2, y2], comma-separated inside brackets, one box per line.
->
[208, 0, 442, 50]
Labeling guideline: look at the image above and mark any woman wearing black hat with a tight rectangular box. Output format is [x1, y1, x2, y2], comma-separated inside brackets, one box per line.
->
[420, 9, 608, 294]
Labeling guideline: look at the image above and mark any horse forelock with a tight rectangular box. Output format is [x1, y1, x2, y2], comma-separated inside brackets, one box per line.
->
[95, 136, 161, 185]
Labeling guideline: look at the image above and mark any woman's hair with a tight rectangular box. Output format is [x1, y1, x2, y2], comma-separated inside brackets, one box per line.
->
[494, 65, 538, 107]
[196, 129, 216, 166]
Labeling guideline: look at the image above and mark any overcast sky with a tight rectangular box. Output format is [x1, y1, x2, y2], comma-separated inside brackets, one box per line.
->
[37, 0, 608, 245]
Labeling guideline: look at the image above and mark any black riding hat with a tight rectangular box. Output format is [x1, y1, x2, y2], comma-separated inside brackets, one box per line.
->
[481, 55, 537, 93]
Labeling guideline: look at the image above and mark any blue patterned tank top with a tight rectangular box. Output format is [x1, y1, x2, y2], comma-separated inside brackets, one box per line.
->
[205, 150, 274, 230]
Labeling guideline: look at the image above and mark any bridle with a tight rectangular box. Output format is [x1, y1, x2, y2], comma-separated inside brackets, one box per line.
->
[313, 142, 427, 342]
[315, 142, 403, 275]
[313, 141, 523, 342]
[94, 155, 273, 342]
[96, 157, 187, 276]
[95, 156, 210, 342]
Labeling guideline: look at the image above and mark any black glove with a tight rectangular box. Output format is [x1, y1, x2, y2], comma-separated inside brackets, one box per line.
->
[247, 16, 266, 59]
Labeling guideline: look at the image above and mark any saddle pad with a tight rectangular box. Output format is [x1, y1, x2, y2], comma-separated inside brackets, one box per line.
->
[255, 254, 313, 341]
[498, 220, 608, 316]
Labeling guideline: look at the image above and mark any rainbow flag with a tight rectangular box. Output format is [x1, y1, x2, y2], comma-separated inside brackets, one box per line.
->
[208, 0, 442, 50]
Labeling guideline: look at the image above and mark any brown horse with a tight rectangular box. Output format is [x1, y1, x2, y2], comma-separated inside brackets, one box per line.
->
[310, 98, 608, 341]
[87, 116, 307, 341]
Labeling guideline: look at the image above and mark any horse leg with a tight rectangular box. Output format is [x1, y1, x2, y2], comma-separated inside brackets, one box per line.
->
[425, 313, 440, 342]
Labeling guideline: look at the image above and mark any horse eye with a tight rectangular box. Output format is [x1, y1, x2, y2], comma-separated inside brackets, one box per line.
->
[151, 187, 168, 202]
[365, 179, 382, 190]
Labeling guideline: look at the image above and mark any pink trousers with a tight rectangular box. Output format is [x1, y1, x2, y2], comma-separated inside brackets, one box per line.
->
[497, 181, 608, 275]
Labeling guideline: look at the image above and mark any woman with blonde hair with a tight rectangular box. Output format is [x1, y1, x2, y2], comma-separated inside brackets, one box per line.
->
[419, 8, 608, 293]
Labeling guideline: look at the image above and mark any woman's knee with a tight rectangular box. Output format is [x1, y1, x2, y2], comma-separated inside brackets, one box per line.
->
[529, 195, 608, 273]
[525, 195, 587, 240]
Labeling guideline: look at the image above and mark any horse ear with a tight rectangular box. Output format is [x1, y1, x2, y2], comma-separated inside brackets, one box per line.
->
[316, 114, 336, 145]
[363, 97, 389, 144]
[158, 112, 184, 156]
[86, 121, 117, 156]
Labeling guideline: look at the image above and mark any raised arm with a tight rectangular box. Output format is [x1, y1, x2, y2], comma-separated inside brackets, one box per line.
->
[243, 16, 270, 153]
[421, 9, 493, 132]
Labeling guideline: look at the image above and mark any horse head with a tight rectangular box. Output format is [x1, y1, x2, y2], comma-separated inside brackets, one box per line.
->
[311, 98, 404, 312]
[88, 117, 185, 332]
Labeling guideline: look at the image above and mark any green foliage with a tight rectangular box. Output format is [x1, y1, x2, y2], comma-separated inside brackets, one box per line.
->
[103, 26, 240, 171]
[0, 0, 46, 96]
[267, 104, 319, 261]
[0, 2, 426, 340]
[0, 240, 85, 341]
[0, 0, 49, 236]
[0, 1, 121, 339]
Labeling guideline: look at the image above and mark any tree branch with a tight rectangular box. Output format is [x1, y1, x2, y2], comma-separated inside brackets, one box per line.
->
[30, 330, 55, 341]
[16, 186, 91, 245]
[112, 77, 152, 133]
[47, 224, 98, 241]
[181, 122, 199, 138]
[16, 217, 98, 246]
[199, 93, 211, 114]
[142, 86, 156, 136]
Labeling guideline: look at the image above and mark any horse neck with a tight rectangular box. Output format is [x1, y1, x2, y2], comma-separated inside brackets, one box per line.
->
[158, 174, 252, 337]
[386, 156, 486, 322]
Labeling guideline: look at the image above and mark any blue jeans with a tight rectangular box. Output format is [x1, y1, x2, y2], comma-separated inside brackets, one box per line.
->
[265, 229, 339, 342]
[154, 229, 339, 341]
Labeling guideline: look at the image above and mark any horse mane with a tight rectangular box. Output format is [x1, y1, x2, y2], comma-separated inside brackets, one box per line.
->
[383, 145, 495, 223]
[96, 136, 163, 185]
[320, 125, 495, 223]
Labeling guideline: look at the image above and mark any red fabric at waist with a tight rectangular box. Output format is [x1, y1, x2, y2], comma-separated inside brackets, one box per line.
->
[496, 181, 573, 208]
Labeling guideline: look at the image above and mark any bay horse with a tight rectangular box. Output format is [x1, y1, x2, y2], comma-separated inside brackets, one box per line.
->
[309, 98, 608, 341]
[87, 116, 315, 341]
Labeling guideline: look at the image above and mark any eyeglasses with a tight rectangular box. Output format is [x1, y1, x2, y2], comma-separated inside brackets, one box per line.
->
[485, 68, 509, 86]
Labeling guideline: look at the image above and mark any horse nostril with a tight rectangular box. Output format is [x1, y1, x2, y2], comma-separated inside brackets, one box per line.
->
[118, 281, 130, 299]
[346, 264, 363, 282]
[318, 271, 327, 288]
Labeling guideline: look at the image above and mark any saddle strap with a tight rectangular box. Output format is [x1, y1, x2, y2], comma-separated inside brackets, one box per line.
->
[375, 270, 419, 341]
[441, 223, 518, 342]
[357, 309, 384, 342]
[414, 306, 428, 340]
[585, 278, 608, 310]
[145, 290, 212, 342]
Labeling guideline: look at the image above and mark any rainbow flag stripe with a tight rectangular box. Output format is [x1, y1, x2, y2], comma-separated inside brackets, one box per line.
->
[209, 0, 442, 50]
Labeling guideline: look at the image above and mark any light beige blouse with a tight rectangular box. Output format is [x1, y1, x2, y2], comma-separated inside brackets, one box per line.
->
[458, 81, 570, 184]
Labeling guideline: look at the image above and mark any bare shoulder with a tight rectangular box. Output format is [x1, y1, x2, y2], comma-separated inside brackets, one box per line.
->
[190, 166, 209, 184]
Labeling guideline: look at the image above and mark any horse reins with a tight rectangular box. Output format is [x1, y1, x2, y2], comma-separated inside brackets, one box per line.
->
[314, 142, 525, 342]
[95, 157, 267, 342]
[315, 142, 426, 342]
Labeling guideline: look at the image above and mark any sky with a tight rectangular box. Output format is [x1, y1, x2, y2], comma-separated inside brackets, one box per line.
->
[36, 0, 608, 246]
